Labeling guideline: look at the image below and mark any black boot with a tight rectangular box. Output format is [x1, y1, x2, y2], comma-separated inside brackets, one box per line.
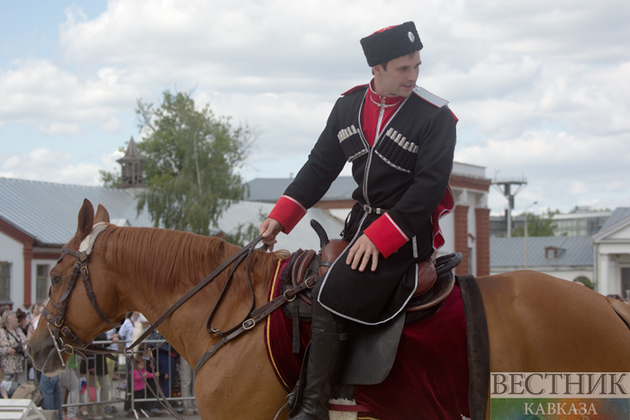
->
[289, 299, 347, 420]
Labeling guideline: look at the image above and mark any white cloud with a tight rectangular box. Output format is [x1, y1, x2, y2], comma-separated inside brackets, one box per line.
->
[39, 122, 82, 136]
[2, 156, 19, 170]
[0, 0, 629, 215]
[102, 116, 122, 133]
[0, 58, 141, 127]
[0, 148, 102, 185]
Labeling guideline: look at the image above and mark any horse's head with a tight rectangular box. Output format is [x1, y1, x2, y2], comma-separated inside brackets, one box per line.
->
[27, 199, 124, 375]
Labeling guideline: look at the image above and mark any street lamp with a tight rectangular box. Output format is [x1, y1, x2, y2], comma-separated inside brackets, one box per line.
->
[524, 201, 538, 269]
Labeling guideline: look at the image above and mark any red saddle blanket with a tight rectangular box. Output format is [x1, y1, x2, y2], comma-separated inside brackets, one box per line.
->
[264, 259, 471, 420]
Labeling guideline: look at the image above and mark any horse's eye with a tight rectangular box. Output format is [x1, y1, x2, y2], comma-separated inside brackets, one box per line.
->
[51, 276, 62, 285]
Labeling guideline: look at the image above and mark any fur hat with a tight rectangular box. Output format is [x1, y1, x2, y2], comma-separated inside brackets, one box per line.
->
[360, 22, 423, 67]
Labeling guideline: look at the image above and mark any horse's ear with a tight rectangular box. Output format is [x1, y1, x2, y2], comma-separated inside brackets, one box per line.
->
[76, 199, 95, 240]
[95, 204, 110, 224]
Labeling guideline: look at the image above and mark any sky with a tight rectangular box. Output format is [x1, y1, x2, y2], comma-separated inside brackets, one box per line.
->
[1, 0, 629, 217]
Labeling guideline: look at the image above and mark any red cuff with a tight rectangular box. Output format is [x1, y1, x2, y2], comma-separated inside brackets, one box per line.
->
[432, 186, 455, 250]
[268, 195, 308, 234]
[363, 213, 409, 258]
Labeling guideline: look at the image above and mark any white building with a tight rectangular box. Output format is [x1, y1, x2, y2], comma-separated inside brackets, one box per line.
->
[591, 208, 630, 298]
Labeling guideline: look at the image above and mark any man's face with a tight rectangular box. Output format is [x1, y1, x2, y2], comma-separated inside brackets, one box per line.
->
[373, 51, 421, 97]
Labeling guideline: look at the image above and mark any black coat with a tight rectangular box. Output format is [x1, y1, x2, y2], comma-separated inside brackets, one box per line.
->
[285, 86, 457, 325]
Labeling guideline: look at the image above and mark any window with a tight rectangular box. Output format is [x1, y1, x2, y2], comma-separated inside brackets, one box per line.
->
[0, 263, 10, 302]
[36, 264, 50, 303]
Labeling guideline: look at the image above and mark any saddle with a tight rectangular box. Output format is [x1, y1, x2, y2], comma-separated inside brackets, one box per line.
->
[288, 238, 458, 314]
[283, 234, 462, 385]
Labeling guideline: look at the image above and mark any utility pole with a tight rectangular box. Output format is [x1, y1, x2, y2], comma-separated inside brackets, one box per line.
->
[524, 201, 538, 269]
[493, 176, 527, 238]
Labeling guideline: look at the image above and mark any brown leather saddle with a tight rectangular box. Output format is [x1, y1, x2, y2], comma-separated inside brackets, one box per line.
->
[290, 238, 458, 313]
[284, 227, 463, 386]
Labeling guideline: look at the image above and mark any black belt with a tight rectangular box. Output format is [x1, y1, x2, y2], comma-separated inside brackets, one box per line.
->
[362, 204, 387, 215]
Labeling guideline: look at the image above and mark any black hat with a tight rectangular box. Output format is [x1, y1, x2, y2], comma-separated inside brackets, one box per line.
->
[360, 22, 423, 67]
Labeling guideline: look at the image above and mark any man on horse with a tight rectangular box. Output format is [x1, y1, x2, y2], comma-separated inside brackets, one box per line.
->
[260, 21, 457, 420]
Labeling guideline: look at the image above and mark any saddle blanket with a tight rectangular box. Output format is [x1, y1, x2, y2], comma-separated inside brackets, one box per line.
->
[264, 259, 471, 420]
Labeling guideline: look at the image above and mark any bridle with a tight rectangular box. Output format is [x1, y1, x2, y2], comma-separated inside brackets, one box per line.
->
[39, 222, 271, 367]
[37, 223, 280, 419]
[37, 222, 329, 420]
[41, 223, 123, 365]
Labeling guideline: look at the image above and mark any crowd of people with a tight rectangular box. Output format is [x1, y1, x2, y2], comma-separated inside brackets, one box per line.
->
[0, 305, 197, 419]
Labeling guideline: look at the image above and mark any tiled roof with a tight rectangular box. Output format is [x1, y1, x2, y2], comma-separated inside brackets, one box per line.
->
[0, 177, 154, 245]
[246, 176, 357, 202]
[598, 207, 630, 233]
[0, 177, 344, 252]
[490, 236, 593, 268]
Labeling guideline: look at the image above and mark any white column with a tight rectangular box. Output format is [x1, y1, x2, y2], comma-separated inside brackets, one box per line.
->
[599, 254, 611, 296]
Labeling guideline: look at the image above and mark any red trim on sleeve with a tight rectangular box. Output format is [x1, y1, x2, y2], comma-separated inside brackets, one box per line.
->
[268, 195, 307, 234]
[363, 213, 409, 258]
[431, 186, 455, 250]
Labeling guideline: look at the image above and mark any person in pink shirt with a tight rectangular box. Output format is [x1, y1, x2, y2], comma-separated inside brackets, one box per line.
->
[131, 356, 160, 413]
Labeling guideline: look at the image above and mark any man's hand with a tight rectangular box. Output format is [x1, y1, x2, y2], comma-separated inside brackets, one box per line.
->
[259, 218, 284, 250]
[346, 234, 380, 272]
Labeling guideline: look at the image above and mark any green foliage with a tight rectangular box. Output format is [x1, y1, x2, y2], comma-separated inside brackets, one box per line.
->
[222, 209, 267, 245]
[569, 205, 611, 213]
[222, 222, 260, 246]
[99, 170, 121, 188]
[512, 211, 557, 237]
[135, 90, 252, 236]
[573, 276, 594, 290]
[99, 146, 127, 188]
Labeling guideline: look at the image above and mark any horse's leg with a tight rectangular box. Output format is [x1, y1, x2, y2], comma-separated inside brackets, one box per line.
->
[479, 271, 630, 373]
[194, 323, 288, 420]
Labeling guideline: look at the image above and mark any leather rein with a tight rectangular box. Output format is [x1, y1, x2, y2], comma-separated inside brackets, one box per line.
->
[39, 225, 288, 420]
[41, 224, 271, 366]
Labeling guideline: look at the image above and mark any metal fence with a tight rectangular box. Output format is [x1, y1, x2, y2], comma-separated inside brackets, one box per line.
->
[20, 338, 196, 418]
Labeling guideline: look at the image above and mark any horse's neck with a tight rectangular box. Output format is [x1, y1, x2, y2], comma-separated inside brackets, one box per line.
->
[112, 237, 277, 366]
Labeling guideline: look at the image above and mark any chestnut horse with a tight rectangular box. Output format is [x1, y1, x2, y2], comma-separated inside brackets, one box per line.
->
[28, 200, 630, 419]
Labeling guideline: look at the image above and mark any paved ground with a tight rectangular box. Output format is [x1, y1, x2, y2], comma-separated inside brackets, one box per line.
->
[74, 401, 201, 420]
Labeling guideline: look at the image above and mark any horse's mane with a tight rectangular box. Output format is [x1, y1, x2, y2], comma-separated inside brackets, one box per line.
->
[95, 225, 286, 298]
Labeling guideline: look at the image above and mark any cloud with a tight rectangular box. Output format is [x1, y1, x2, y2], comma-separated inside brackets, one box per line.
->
[1, 0, 629, 215]
[102, 115, 122, 133]
[2, 156, 19, 170]
[0, 58, 141, 126]
[39, 122, 82, 136]
[0, 148, 102, 185]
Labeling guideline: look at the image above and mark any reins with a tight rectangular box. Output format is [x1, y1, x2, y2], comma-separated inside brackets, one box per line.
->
[42, 228, 270, 420]
[128, 234, 267, 348]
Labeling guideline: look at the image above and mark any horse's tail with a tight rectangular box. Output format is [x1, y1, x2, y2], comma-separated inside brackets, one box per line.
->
[607, 297, 630, 330]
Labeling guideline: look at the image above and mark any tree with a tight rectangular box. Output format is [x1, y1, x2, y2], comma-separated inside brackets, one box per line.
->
[221, 209, 268, 245]
[135, 90, 252, 236]
[99, 170, 121, 188]
[99, 146, 126, 188]
[512, 210, 557, 237]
